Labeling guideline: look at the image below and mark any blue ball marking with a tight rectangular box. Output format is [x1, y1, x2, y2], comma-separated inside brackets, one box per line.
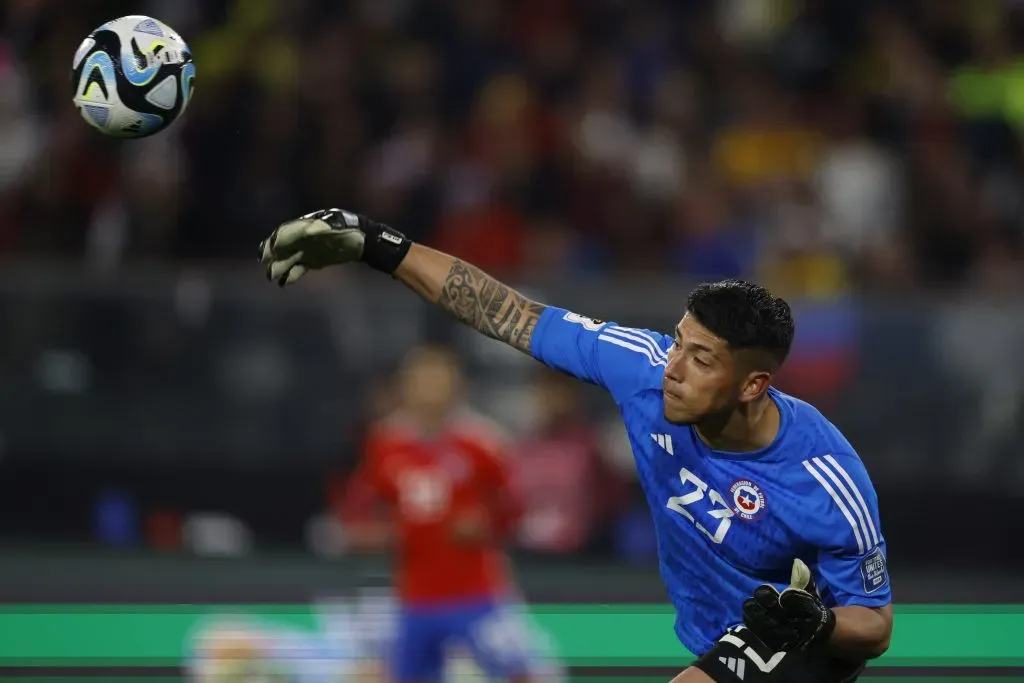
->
[180, 61, 196, 105]
[120, 47, 161, 87]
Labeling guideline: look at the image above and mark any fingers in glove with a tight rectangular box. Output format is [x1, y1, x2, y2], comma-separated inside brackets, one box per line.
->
[260, 229, 278, 265]
[779, 588, 821, 617]
[281, 264, 306, 287]
[742, 597, 771, 625]
[268, 251, 303, 285]
[272, 220, 315, 252]
[743, 598, 797, 652]
[752, 585, 785, 612]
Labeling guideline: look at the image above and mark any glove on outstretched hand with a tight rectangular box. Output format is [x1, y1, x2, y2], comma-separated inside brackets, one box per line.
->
[259, 208, 411, 286]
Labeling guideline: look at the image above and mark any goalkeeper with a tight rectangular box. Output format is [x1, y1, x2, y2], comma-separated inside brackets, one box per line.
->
[259, 210, 893, 683]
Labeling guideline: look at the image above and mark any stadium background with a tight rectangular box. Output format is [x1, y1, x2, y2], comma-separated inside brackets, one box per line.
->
[2, 0, 1024, 679]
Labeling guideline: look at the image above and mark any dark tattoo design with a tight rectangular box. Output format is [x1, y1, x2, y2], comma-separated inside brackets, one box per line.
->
[437, 260, 546, 352]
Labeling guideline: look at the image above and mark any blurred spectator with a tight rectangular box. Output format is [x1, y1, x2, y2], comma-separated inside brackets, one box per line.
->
[0, 44, 43, 252]
[711, 68, 823, 191]
[814, 93, 908, 283]
[669, 171, 757, 280]
[934, 270, 1024, 489]
[511, 368, 629, 556]
[334, 344, 517, 555]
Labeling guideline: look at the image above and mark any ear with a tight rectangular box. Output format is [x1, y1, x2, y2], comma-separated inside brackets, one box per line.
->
[738, 370, 771, 403]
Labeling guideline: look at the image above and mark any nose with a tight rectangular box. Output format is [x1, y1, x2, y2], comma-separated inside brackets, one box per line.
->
[664, 352, 685, 384]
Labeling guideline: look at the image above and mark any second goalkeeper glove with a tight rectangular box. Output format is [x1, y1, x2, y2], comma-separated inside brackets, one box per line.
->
[742, 558, 836, 652]
[259, 208, 412, 286]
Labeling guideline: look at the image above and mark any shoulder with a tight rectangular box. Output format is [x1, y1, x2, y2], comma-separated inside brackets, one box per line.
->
[601, 322, 672, 394]
[366, 412, 417, 445]
[595, 321, 673, 357]
[531, 307, 670, 401]
[772, 390, 858, 462]
[793, 451, 877, 504]
[776, 393, 878, 503]
[363, 413, 421, 466]
[773, 392, 876, 508]
[539, 308, 673, 363]
[768, 393, 882, 542]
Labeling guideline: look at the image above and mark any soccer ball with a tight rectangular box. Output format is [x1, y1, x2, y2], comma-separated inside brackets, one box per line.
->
[71, 15, 195, 139]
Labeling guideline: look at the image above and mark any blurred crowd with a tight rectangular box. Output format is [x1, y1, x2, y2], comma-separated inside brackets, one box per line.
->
[3, 0, 1024, 294]
[5, 0, 1024, 559]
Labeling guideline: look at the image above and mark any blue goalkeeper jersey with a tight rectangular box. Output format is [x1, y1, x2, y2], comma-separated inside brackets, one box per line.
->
[530, 308, 892, 656]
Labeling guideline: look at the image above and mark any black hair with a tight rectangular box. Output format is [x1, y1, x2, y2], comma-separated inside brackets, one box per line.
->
[685, 279, 794, 370]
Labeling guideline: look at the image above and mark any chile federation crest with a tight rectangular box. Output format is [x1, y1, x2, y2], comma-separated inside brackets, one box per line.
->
[729, 479, 767, 522]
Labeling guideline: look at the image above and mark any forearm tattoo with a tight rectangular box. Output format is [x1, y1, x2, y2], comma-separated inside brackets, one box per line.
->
[437, 260, 545, 352]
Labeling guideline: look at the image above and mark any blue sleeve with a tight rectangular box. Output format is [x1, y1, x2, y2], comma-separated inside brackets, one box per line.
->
[530, 307, 670, 404]
[798, 454, 892, 608]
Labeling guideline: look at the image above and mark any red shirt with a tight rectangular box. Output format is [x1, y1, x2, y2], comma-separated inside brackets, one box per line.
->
[341, 411, 521, 606]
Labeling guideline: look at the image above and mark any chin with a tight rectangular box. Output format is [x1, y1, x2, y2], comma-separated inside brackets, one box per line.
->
[664, 409, 696, 426]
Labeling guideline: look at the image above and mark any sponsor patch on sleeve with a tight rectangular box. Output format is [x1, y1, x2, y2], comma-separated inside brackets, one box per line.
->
[563, 311, 607, 331]
[860, 547, 888, 594]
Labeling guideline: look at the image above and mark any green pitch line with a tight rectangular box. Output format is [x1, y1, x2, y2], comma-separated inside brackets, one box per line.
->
[0, 605, 1021, 667]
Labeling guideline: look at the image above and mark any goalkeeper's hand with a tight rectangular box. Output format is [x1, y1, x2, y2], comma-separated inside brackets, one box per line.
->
[742, 558, 836, 652]
[259, 208, 412, 286]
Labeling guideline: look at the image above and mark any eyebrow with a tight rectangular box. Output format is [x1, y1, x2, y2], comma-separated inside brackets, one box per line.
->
[674, 326, 716, 355]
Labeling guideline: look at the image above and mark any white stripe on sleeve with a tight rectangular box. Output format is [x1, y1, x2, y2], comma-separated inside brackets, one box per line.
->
[601, 327, 669, 361]
[823, 454, 880, 547]
[803, 459, 865, 555]
[812, 456, 875, 552]
[597, 334, 667, 368]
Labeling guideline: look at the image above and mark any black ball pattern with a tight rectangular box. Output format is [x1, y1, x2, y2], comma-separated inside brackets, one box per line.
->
[71, 20, 194, 138]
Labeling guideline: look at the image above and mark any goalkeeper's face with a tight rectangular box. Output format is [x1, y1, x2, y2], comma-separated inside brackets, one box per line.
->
[661, 314, 765, 426]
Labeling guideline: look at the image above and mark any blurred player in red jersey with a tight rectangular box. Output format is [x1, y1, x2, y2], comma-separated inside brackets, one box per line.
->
[340, 345, 537, 683]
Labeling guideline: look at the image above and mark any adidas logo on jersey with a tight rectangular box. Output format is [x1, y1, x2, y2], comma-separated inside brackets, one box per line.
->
[719, 656, 746, 679]
[651, 433, 674, 455]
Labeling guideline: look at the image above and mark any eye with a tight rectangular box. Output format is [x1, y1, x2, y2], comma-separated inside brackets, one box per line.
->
[693, 357, 710, 368]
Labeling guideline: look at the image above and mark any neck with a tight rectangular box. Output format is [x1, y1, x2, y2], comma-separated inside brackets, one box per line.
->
[694, 393, 779, 453]
[409, 408, 454, 438]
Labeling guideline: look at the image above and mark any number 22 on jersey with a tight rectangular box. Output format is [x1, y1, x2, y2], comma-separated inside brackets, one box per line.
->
[666, 467, 734, 544]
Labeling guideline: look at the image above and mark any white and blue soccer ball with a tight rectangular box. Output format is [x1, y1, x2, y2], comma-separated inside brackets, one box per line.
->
[71, 15, 195, 139]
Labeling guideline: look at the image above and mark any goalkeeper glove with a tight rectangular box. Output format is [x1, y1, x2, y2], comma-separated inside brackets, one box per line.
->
[258, 208, 412, 286]
[742, 558, 836, 652]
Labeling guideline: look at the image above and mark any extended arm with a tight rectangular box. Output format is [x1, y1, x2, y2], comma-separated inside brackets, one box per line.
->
[395, 244, 546, 355]
[259, 209, 546, 354]
[259, 208, 663, 398]
[829, 603, 892, 659]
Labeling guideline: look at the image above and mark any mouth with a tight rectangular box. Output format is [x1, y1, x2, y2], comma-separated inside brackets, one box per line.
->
[663, 388, 684, 403]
